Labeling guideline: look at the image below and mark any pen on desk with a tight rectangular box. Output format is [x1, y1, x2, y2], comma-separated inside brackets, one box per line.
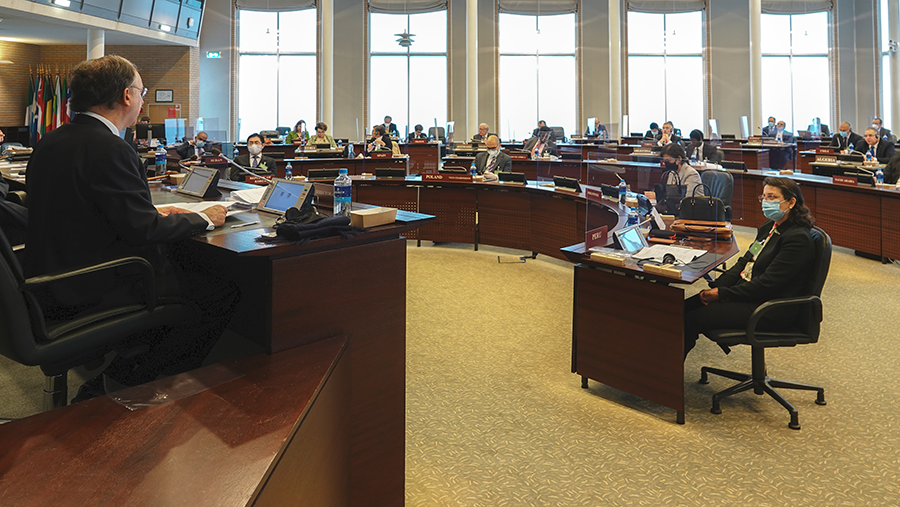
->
[231, 220, 260, 229]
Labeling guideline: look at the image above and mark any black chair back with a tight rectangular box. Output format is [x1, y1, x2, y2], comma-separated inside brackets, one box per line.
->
[700, 170, 734, 207]
[550, 126, 566, 143]
[807, 227, 832, 297]
[0, 228, 38, 365]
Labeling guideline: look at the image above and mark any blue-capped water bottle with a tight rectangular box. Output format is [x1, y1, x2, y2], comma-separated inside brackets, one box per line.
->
[154, 145, 166, 176]
[876, 166, 884, 187]
[285, 162, 293, 180]
[618, 177, 627, 206]
[333, 168, 352, 217]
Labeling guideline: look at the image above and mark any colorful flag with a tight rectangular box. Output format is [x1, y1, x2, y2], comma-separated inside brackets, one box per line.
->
[54, 74, 63, 130]
[35, 73, 44, 143]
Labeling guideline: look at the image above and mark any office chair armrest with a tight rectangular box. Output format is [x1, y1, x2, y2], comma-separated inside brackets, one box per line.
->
[745, 295, 823, 347]
[24, 256, 158, 310]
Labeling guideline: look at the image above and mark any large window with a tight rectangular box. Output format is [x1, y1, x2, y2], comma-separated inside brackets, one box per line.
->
[626, 11, 704, 138]
[499, 13, 576, 141]
[881, 0, 896, 131]
[237, 9, 317, 142]
[760, 11, 830, 134]
[369, 10, 447, 139]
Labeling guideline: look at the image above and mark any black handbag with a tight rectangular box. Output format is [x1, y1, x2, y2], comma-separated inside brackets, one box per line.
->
[677, 184, 726, 222]
[653, 170, 686, 215]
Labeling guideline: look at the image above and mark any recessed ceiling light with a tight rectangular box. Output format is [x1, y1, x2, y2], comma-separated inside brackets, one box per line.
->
[187, 17, 194, 28]
[158, 24, 171, 32]
[51, 0, 71, 7]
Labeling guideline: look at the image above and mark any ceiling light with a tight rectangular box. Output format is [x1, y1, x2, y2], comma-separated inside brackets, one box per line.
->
[187, 17, 195, 28]
[0, 60, 13, 65]
[51, 0, 71, 7]
[395, 30, 415, 48]
[158, 24, 171, 32]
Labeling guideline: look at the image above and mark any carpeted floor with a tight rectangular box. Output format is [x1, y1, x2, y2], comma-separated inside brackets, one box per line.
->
[2, 226, 898, 505]
[404, 228, 900, 506]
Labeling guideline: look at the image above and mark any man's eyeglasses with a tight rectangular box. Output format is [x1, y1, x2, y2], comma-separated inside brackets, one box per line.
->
[129, 86, 148, 99]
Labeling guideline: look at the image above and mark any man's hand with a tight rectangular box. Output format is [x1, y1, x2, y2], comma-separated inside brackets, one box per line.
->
[699, 288, 719, 305]
[200, 205, 227, 227]
[157, 206, 192, 217]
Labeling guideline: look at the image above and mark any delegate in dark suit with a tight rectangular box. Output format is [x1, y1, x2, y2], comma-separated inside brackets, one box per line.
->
[472, 150, 512, 175]
[854, 138, 897, 164]
[884, 154, 900, 185]
[684, 219, 814, 356]
[687, 142, 723, 164]
[523, 135, 559, 157]
[26, 113, 239, 387]
[232, 152, 278, 181]
[829, 131, 862, 151]
[176, 142, 206, 160]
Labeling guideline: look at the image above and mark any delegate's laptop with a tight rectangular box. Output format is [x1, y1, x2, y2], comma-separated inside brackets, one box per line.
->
[257, 179, 314, 215]
[613, 223, 649, 255]
[177, 166, 219, 197]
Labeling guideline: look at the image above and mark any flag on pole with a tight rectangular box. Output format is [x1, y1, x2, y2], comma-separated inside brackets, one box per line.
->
[25, 74, 34, 126]
[61, 74, 70, 125]
[35, 72, 44, 143]
[54, 74, 63, 130]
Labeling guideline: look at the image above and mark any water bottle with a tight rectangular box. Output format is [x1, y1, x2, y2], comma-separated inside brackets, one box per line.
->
[285, 162, 293, 180]
[337, 139, 343, 149]
[346, 142, 354, 159]
[876, 167, 884, 186]
[154, 145, 166, 176]
[333, 168, 352, 217]
[627, 208, 639, 226]
[470, 163, 477, 177]
[233, 146, 240, 160]
[618, 179, 627, 206]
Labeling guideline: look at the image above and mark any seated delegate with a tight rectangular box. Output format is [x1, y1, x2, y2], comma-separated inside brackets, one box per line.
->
[683, 177, 815, 357]
[660, 143, 704, 197]
[408, 124, 428, 141]
[286, 119, 309, 144]
[366, 125, 400, 156]
[470, 135, 512, 181]
[644, 122, 660, 140]
[524, 126, 559, 157]
[686, 129, 723, 164]
[472, 123, 497, 143]
[231, 133, 277, 181]
[829, 122, 862, 151]
[854, 127, 897, 164]
[308, 121, 337, 149]
[653, 121, 683, 151]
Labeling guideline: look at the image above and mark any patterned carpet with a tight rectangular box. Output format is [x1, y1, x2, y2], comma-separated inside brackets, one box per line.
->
[404, 230, 900, 506]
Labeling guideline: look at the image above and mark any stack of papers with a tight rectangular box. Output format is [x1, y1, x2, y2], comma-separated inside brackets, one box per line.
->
[630, 244, 705, 264]
[230, 186, 267, 205]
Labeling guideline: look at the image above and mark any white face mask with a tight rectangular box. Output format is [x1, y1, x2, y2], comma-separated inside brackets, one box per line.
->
[873, 124, 880, 130]
[487, 148, 500, 155]
[248, 144, 263, 155]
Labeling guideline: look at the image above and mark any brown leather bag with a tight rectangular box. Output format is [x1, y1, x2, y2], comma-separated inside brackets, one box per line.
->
[670, 219, 733, 240]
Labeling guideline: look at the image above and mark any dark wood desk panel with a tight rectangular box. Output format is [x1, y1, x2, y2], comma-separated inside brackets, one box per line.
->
[402, 143, 443, 174]
[536, 159, 584, 182]
[815, 187, 881, 254]
[477, 187, 533, 252]
[355, 182, 420, 240]
[530, 192, 583, 261]
[882, 197, 900, 258]
[722, 147, 770, 171]
[573, 265, 686, 418]
[0, 336, 350, 507]
[417, 185, 477, 244]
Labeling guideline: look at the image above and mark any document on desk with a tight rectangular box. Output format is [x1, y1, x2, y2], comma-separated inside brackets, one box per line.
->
[631, 244, 705, 264]
[155, 201, 247, 217]
[230, 186, 267, 205]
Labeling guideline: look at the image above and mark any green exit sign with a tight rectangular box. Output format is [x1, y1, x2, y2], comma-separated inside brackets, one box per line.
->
[206, 51, 221, 59]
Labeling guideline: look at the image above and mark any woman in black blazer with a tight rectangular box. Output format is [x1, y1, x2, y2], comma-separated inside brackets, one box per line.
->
[684, 176, 816, 357]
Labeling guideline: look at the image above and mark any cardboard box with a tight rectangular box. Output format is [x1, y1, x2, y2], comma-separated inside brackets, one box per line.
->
[350, 207, 397, 228]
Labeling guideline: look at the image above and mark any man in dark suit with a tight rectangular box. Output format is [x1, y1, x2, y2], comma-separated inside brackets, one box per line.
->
[829, 122, 863, 151]
[25, 55, 239, 400]
[653, 121, 683, 152]
[471, 135, 512, 180]
[761, 116, 776, 137]
[643, 122, 659, 140]
[772, 120, 794, 144]
[686, 129, 722, 163]
[524, 126, 559, 157]
[471, 123, 497, 143]
[176, 131, 209, 160]
[883, 154, 900, 185]
[855, 127, 897, 164]
[383, 116, 399, 138]
[408, 124, 428, 141]
[873, 117, 894, 143]
[232, 133, 277, 181]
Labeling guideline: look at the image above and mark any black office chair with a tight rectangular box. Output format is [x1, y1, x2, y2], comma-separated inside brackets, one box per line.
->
[700, 170, 733, 220]
[275, 126, 290, 136]
[699, 226, 831, 430]
[550, 126, 566, 143]
[428, 127, 445, 141]
[0, 228, 198, 412]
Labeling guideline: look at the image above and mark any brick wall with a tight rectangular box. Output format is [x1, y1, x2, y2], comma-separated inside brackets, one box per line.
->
[0, 43, 198, 131]
[0, 41, 41, 126]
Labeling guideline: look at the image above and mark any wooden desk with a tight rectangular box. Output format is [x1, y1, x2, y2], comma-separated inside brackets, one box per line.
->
[0, 335, 351, 507]
[152, 183, 433, 507]
[562, 240, 740, 424]
[352, 177, 626, 260]
[401, 142, 444, 174]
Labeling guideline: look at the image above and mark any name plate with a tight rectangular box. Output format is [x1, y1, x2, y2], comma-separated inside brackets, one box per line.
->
[634, 147, 653, 154]
[816, 156, 837, 164]
[370, 151, 392, 159]
[585, 225, 608, 250]
[422, 173, 474, 183]
[411, 139, 428, 144]
[245, 175, 274, 186]
[748, 136, 763, 143]
[639, 142, 655, 147]
[585, 188, 603, 203]
[833, 175, 858, 186]
[510, 152, 530, 160]
[202, 156, 227, 164]
[815, 148, 835, 154]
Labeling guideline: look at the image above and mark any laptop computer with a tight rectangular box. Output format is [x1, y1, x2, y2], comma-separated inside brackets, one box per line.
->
[257, 179, 315, 215]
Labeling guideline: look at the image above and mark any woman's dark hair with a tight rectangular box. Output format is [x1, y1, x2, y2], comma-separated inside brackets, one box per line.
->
[763, 176, 814, 228]
[294, 119, 305, 130]
[372, 125, 386, 136]
[315, 122, 328, 132]
[69, 55, 138, 112]
[660, 142, 686, 161]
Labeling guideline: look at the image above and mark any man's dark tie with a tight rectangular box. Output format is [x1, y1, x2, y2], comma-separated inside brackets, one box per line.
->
[252, 155, 259, 168]
[486, 155, 497, 173]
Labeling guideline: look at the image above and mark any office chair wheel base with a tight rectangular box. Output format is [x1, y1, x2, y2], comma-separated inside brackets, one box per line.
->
[580, 376, 588, 388]
[815, 391, 827, 405]
[698, 371, 710, 384]
[710, 401, 722, 415]
[788, 413, 801, 430]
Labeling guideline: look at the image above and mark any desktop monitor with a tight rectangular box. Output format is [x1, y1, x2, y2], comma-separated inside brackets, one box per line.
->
[586, 117, 597, 136]
[136, 123, 166, 141]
